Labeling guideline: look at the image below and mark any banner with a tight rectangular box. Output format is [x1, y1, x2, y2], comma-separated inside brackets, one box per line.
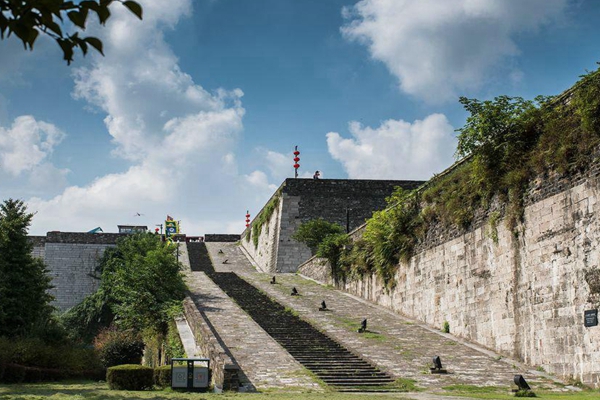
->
[165, 219, 179, 237]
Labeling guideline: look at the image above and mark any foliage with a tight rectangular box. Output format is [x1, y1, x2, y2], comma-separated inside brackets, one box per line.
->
[62, 233, 187, 342]
[293, 218, 344, 254]
[142, 320, 185, 368]
[153, 365, 171, 388]
[442, 321, 450, 333]
[0, 336, 103, 383]
[315, 233, 349, 275]
[106, 364, 154, 391]
[250, 192, 280, 248]
[0, 199, 54, 338]
[0, 0, 142, 64]
[93, 326, 144, 368]
[334, 65, 600, 287]
[60, 289, 113, 343]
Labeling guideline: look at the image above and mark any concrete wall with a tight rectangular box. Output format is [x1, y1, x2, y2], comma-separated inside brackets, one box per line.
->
[241, 178, 423, 273]
[299, 173, 600, 387]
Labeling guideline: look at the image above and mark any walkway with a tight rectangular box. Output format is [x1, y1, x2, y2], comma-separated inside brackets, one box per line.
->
[184, 243, 321, 392]
[206, 242, 564, 394]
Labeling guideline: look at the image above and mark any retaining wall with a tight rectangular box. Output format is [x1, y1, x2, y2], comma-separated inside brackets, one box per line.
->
[299, 171, 600, 387]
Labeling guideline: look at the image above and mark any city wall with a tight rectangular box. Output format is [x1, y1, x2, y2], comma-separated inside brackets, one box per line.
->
[241, 178, 423, 273]
[299, 169, 600, 387]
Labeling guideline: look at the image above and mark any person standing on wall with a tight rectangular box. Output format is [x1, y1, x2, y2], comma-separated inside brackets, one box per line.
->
[313, 170, 321, 179]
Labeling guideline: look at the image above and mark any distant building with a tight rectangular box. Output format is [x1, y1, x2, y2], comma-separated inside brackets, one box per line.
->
[117, 225, 148, 234]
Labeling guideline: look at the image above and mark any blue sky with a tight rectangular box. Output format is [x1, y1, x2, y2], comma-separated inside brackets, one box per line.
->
[0, 0, 599, 235]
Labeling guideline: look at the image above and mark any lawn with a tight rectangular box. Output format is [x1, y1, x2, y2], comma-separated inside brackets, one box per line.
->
[1, 381, 599, 400]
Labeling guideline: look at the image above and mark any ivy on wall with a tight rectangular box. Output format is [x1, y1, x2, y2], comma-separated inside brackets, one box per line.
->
[319, 65, 600, 288]
[245, 192, 281, 248]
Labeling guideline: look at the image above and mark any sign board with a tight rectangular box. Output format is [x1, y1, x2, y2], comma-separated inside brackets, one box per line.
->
[584, 309, 598, 327]
[171, 366, 189, 388]
[165, 220, 179, 237]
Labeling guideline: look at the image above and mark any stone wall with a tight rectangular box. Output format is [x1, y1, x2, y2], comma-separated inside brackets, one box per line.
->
[299, 174, 600, 387]
[298, 257, 333, 286]
[29, 232, 125, 311]
[241, 178, 423, 273]
[183, 297, 240, 391]
[240, 193, 282, 273]
[205, 234, 240, 242]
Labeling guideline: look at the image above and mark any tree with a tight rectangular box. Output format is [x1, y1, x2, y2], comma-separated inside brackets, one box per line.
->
[62, 233, 186, 341]
[293, 218, 344, 254]
[0, 199, 54, 337]
[0, 0, 143, 64]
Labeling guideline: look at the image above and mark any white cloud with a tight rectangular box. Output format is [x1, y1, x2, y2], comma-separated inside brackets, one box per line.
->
[25, 0, 277, 235]
[0, 116, 66, 176]
[327, 114, 456, 180]
[341, 0, 568, 102]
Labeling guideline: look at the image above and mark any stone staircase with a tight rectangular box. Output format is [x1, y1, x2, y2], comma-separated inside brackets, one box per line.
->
[186, 242, 395, 391]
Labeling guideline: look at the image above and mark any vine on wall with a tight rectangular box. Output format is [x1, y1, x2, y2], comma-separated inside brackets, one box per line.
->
[245, 192, 281, 248]
[320, 66, 600, 287]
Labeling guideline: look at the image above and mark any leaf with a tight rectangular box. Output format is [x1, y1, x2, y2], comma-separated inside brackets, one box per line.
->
[57, 38, 75, 65]
[67, 10, 85, 29]
[84, 36, 104, 55]
[96, 6, 111, 25]
[27, 28, 39, 49]
[123, 1, 143, 20]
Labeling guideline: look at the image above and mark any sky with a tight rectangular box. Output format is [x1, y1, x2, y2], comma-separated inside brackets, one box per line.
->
[0, 0, 599, 235]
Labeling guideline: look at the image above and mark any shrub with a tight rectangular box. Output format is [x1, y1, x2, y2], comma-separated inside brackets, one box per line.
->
[2, 364, 26, 383]
[154, 365, 172, 388]
[0, 336, 102, 377]
[107, 364, 154, 390]
[94, 327, 144, 368]
[293, 219, 344, 254]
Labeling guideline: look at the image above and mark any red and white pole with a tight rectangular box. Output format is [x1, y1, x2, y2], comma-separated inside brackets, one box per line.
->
[293, 146, 300, 178]
[245, 210, 251, 228]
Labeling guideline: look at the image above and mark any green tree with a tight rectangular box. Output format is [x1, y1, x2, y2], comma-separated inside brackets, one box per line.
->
[0, 199, 54, 337]
[63, 233, 186, 341]
[293, 218, 344, 254]
[0, 0, 142, 64]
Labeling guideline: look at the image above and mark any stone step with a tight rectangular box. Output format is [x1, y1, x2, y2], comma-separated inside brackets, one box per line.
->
[187, 245, 394, 390]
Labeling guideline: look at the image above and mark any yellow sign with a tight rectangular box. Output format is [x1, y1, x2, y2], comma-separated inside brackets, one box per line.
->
[165, 220, 179, 236]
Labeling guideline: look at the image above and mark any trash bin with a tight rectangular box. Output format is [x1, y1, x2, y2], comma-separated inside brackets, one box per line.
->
[171, 358, 210, 390]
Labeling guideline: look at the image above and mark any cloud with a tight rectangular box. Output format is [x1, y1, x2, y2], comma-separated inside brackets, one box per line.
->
[25, 0, 276, 235]
[341, 0, 568, 102]
[327, 113, 456, 180]
[0, 116, 66, 176]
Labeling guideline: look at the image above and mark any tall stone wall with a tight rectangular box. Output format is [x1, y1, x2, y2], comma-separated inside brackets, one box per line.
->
[30, 232, 125, 311]
[240, 193, 282, 273]
[241, 178, 423, 273]
[299, 174, 600, 387]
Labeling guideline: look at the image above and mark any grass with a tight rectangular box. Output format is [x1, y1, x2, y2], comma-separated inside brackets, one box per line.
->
[440, 384, 600, 400]
[0, 380, 424, 399]
[1, 381, 599, 400]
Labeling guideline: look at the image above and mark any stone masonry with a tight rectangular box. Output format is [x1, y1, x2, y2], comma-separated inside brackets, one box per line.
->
[299, 174, 600, 387]
[241, 178, 423, 273]
[30, 232, 126, 311]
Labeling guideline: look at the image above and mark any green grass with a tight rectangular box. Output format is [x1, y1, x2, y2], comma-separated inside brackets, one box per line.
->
[1, 380, 599, 400]
[440, 384, 600, 400]
[0, 380, 423, 399]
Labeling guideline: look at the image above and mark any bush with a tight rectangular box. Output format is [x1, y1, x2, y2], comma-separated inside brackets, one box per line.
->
[107, 364, 154, 390]
[0, 336, 103, 381]
[154, 365, 171, 388]
[2, 364, 26, 383]
[293, 218, 344, 254]
[94, 327, 144, 368]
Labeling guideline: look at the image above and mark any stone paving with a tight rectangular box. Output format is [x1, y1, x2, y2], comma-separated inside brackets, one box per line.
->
[184, 246, 321, 392]
[205, 242, 571, 394]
